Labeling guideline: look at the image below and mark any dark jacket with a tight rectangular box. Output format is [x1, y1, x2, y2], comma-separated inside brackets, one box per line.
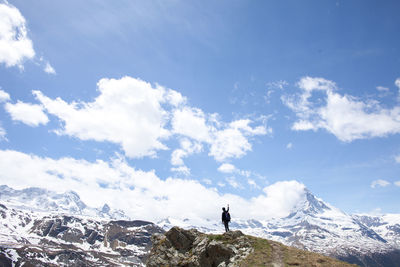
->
[222, 207, 230, 222]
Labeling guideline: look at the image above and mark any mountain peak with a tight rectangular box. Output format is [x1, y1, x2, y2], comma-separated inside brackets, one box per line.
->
[101, 204, 111, 213]
[285, 189, 331, 219]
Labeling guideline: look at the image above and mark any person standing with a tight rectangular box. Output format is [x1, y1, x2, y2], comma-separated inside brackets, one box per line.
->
[221, 204, 230, 232]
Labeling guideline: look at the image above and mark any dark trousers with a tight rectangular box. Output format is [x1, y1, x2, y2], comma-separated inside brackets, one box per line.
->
[223, 221, 229, 232]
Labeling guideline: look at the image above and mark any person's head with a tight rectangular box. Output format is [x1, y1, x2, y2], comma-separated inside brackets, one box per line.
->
[222, 207, 226, 211]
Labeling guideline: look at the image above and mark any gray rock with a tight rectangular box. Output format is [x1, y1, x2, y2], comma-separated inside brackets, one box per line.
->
[146, 227, 253, 267]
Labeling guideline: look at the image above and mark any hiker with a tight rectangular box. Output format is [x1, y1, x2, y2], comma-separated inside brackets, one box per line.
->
[221, 204, 230, 232]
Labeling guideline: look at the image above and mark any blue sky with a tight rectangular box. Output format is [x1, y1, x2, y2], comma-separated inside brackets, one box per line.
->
[1, 0, 400, 221]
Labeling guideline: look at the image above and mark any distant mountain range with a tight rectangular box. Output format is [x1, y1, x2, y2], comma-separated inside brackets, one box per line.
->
[1, 184, 400, 266]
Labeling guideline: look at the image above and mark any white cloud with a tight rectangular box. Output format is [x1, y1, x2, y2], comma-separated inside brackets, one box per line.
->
[218, 163, 236, 173]
[249, 180, 306, 219]
[226, 176, 241, 189]
[172, 107, 211, 142]
[16, 75, 267, 163]
[394, 181, 400, 187]
[44, 62, 56, 74]
[0, 149, 308, 221]
[368, 208, 383, 216]
[202, 178, 212, 185]
[283, 77, 400, 142]
[171, 138, 202, 166]
[209, 119, 268, 162]
[395, 155, 400, 164]
[376, 86, 389, 92]
[0, 125, 6, 140]
[371, 179, 390, 189]
[170, 166, 190, 176]
[266, 80, 288, 90]
[0, 89, 10, 102]
[286, 142, 293, 149]
[217, 182, 226, 187]
[172, 106, 269, 162]
[5, 101, 49, 126]
[209, 127, 251, 161]
[247, 179, 260, 189]
[217, 163, 253, 180]
[396, 78, 400, 101]
[0, 2, 35, 68]
[34, 76, 183, 158]
[396, 78, 400, 90]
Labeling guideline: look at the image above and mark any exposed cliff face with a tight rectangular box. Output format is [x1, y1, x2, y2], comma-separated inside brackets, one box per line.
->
[146, 227, 253, 267]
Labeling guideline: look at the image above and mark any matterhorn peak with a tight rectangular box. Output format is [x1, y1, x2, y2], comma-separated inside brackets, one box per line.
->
[101, 203, 111, 214]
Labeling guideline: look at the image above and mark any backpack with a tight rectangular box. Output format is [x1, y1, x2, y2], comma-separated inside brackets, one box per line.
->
[226, 212, 231, 222]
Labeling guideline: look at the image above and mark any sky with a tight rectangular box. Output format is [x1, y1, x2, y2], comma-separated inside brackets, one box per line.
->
[0, 0, 400, 222]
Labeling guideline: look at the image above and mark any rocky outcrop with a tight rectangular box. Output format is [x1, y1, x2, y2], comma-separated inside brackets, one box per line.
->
[146, 227, 253, 267]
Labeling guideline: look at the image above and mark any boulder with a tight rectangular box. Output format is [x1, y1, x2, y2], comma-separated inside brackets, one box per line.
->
[147, 227, 253, 267]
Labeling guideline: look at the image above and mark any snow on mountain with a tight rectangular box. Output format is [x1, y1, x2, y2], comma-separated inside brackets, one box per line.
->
[354, 213, 400, 249]
[2, 184, 400, 266]
[0, 185, 128, 220]
[157, 188, 400, 266]
[0, 202, 163, 266]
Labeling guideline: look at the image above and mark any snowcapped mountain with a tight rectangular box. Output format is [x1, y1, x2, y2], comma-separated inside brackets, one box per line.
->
[157, 189, 400, 266]
[0, 185, 128, 220]
[0, 185, 163, 266]
[1, 184, 400, 266]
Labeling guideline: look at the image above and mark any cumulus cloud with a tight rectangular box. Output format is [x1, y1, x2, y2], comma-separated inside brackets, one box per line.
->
[249, 180, 306, 219]
[0, 89, 10, 102]
[171, 138, 202, 166]
[395, 155, 400, 164]
[172, 107, 211, 142]
[5, 101, 49, 126]
[283, 77, 400, 142]
[394, 181, 400, 187]
[30, 76, 267, 163]
[172, 106, 269, 162]
[218, 163, 236, 173]
[371, 179, 390, 189]
[209, 119, 268, 162]
[33, 76, 185, 158]
[0, 2, 35, 68]
[0, 149, 307, 221]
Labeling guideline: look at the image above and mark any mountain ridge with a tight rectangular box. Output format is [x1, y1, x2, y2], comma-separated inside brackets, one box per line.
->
[1, 184, 400, 266]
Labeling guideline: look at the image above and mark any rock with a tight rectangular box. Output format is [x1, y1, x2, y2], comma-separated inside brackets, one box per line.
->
[146, 227, 253, 267]
[165, 226, 197, 252]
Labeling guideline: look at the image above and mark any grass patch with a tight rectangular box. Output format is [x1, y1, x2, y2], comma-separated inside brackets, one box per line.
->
[237, 235, 359, 267]
[238, 236, 272, 267]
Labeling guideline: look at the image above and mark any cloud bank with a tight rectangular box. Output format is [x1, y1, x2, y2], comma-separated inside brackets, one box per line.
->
[0, 149, 306, 222]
